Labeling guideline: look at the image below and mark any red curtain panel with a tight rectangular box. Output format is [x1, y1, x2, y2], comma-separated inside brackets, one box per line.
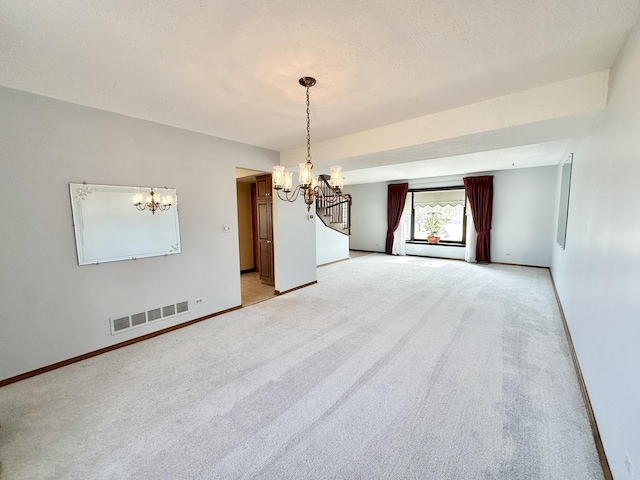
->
[463, 176, 493, 263]
[385, 183, 409, 254]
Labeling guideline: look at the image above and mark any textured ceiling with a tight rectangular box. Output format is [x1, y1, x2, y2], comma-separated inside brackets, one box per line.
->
[1, 0, 639, 179]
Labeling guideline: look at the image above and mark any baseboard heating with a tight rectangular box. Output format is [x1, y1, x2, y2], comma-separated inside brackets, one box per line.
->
[110, 300, 190, 335]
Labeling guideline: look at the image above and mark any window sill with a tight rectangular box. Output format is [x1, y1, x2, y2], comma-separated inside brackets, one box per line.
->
[406, 241, 466, 248]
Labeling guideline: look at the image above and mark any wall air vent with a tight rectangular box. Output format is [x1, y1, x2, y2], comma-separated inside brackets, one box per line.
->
[112, 316, 130, 332]
[131, 312, 146, 326]
[109, 300, 190, 335]
[147, 308, 162, 321]
[176, 301, 189, 314]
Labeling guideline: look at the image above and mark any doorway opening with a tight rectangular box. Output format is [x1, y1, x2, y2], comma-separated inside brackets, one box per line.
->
[236, 168, 275, 306]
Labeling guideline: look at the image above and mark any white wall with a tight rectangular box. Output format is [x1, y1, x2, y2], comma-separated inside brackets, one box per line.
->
[347, 167, 556, 267]
[404, 242, 466, 260]
[315, 216, 350, 266]
[492, 167, 556, 266]
[0, 86, 278, 381]
[551, 17, 640, 479]
[273, 183, 317, 293]
[345, 182, 388, 253]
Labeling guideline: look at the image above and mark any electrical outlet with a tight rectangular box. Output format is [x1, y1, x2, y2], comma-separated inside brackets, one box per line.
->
[194, 298, 204, 305]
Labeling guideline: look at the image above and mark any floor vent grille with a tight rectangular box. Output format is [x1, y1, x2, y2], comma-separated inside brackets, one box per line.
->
[110, 300, 190, 335]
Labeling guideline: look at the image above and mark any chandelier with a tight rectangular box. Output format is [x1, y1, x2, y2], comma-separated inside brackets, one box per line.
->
[132, 188, 172, 215]
[272, 77, 345, 211]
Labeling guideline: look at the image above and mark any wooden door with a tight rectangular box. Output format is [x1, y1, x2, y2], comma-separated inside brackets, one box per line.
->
[256, 174, 274, 285]
[250, 183, 258, 272]
[256, 175, 272, 199]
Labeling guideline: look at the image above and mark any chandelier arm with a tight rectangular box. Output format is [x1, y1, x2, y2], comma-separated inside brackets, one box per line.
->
[276, 185, 302, 203]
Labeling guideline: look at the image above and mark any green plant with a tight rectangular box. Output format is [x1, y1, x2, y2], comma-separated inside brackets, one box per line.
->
[422, 212, 450, 238]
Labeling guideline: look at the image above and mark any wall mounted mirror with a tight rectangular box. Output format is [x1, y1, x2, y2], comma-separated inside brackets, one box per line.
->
[556, 154, 573, 249]
[69, 183, 181, 265]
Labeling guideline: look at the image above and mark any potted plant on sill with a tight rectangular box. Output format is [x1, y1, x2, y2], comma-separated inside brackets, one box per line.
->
[423, 212, 450, 244]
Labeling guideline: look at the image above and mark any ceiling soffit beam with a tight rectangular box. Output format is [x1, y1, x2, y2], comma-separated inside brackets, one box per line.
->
[279, 70, 609, 169]
[337, 110, 602, 172]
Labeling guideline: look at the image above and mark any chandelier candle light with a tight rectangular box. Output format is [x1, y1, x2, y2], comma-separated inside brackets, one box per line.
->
[273, 77, 345, 211]
[133, 188, 172, 215]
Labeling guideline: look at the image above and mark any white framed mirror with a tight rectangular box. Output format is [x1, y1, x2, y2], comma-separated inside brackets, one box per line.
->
[69, 183, 181, 265]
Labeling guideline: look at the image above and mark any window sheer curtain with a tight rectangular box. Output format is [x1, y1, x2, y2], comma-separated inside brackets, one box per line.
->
[385, 183, 409, 255]
[463, 176, 493, 263]
[465, 204, 477, 263]
[392, 219, 407, 255]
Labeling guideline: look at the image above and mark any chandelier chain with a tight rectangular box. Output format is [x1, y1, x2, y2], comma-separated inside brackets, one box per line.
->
[272, 76, 350, 215]
[306, 86, 311, 160]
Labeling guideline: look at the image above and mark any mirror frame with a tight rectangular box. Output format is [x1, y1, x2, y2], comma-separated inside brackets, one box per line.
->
[69, 183, 181, 265]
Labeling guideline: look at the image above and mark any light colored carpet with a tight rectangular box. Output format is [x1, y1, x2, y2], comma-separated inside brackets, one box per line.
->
[0, 254, 602, 479]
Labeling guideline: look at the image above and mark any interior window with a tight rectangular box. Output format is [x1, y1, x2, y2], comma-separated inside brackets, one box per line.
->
[402, 187, 466, 243]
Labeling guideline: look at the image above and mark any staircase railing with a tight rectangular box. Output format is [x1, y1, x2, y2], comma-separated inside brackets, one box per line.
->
[316, 175, 351, 235]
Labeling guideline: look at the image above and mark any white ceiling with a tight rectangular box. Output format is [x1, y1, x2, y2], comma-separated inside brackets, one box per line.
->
[2, 0, 639, 182]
